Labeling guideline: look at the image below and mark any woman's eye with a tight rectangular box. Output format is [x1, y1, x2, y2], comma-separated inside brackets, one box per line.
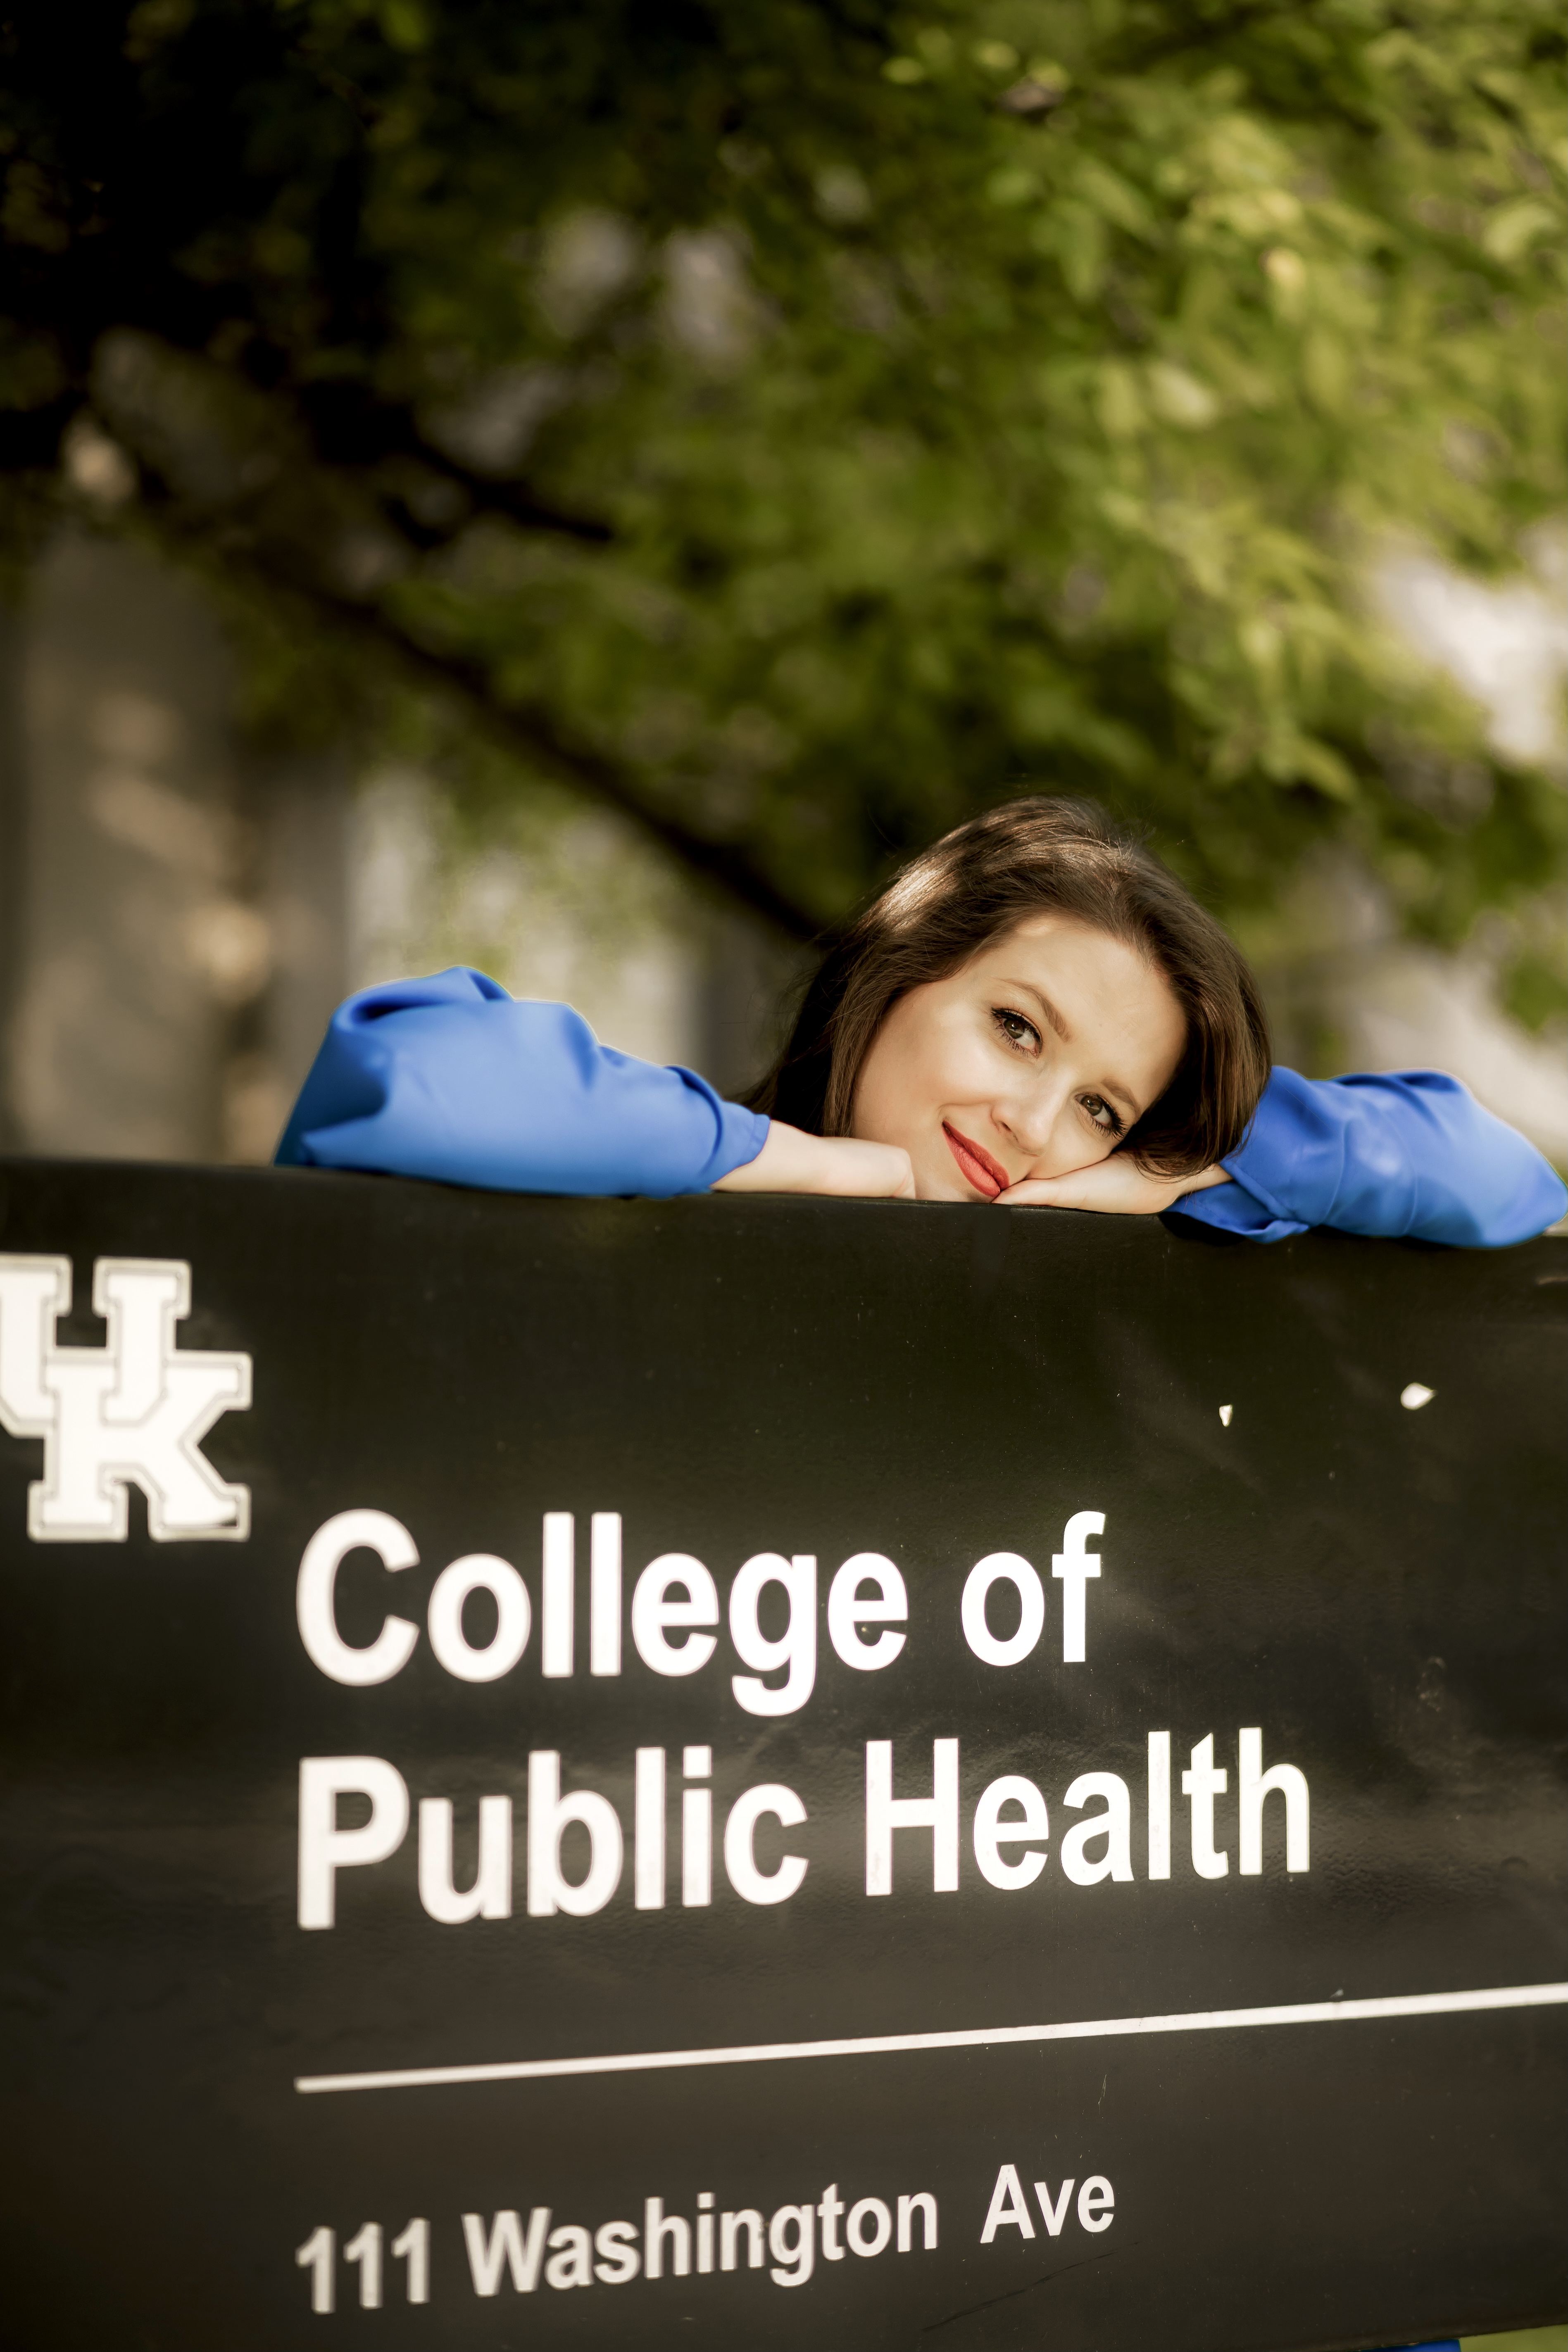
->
[1080, 1094, 1124, 1135]
[992, 1007, 1039, 1052]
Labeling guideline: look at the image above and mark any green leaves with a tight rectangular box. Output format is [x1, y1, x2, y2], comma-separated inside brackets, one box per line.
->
[1, 0, 1563, 948]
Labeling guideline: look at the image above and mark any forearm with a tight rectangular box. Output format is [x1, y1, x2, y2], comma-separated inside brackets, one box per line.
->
[714, 1122, 915, 1199]
[997, 1156, 1231, 1217]
[277, 971, 769, 1197]
[1203, 1068, 1567, 1246]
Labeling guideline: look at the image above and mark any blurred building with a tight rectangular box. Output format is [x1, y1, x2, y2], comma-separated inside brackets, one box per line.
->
[1, 530, 349, 1163]
[0, 529, 792, 1165]
[1, 528, 1563, 1169]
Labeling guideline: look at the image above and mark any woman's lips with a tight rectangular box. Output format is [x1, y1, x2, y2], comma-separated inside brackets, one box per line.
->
[942, 1122, 1009, 1199]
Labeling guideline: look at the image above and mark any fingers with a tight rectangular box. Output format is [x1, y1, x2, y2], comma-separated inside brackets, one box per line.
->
[997, 1169, 1173, 1216]
[818, 1136, 911, 1199]
[998, 1178, 1083, 1210]
[719, 1127, 913, 1199]
[857, 1143, 915, 1198]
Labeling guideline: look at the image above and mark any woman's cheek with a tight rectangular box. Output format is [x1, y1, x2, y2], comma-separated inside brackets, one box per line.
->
[856, 1029, 940, 1149]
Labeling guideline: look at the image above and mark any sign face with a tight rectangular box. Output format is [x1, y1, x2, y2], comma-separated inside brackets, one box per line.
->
[0, 1159, 1564, 2351]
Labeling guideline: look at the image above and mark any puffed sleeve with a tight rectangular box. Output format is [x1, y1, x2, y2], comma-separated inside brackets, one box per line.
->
[1173, 1066, 1567, 1247]
[274, 967, 770, 1197]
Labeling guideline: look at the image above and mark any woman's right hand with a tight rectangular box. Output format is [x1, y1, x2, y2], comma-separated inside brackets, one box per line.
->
[714, 1121, 916, 1199]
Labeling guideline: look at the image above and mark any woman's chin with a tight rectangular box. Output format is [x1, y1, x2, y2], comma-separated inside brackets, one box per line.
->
[913, 1161, 990, 1204]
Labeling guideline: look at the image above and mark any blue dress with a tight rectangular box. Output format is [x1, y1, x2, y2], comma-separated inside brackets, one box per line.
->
[275, 966, 1566, 1247]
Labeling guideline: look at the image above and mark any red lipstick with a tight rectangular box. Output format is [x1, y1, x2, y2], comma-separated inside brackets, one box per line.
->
[942, 1123, 1009, 1200]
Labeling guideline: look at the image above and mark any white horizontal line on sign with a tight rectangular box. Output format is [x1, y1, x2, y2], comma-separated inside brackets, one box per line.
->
[294, 1979, 1568, 2096]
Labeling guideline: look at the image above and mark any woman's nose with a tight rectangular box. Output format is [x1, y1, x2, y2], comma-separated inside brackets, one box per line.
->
[994, 1086, 1068, 1167]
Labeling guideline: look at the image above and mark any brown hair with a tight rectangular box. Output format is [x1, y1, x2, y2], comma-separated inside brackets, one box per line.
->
[747, 797, 1271, 1178]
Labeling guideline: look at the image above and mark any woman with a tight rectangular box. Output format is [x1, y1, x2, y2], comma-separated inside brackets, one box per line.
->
[276, 798, 1565, 1246]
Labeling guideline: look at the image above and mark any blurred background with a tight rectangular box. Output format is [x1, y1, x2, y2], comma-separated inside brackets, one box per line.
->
[1, 0, 1563, 1168]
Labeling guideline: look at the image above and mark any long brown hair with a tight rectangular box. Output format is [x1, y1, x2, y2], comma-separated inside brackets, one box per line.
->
[747, 797, 1271, 1178]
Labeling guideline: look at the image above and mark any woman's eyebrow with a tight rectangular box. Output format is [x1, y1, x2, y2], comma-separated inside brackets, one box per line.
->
[1002, 977, 1071, 1042]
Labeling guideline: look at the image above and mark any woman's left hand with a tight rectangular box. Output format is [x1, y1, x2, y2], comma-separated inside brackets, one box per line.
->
[999, 1158, 1231, 1217]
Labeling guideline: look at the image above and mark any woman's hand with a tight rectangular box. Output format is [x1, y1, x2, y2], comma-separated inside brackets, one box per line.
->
[999, 1158, 1231, 1217]
[714, 1121, 916, 1199]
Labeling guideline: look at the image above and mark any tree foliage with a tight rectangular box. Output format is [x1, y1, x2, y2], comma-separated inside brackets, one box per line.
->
[2, 0, 1564, 951]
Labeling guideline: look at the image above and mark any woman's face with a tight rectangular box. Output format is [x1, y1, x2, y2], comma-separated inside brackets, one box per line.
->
[851, 915, 1188, 1202]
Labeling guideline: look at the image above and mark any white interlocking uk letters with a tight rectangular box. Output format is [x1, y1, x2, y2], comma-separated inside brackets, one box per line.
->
[0, 1254, 251, 1541]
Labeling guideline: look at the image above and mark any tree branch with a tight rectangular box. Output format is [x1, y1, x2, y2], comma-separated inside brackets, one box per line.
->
[124, 475, 821, 943]
[291, 379, 616, 546]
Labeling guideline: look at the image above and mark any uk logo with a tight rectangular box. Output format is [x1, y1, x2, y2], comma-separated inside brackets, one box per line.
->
[0, 1255, 251, 1542]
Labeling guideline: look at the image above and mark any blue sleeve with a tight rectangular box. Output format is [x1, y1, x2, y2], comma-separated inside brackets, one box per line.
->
[274, 967, 770, 1198]
[1175, 1066, 1566, 1248]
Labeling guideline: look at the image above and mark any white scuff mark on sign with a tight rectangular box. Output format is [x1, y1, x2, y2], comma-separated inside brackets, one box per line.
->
[1218, 1405, 1233, 1427]
[1400, 1384, 1435, 1411]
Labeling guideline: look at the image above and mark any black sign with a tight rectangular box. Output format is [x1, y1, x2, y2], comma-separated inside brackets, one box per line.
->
[1, 1158, 1564, 2350]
